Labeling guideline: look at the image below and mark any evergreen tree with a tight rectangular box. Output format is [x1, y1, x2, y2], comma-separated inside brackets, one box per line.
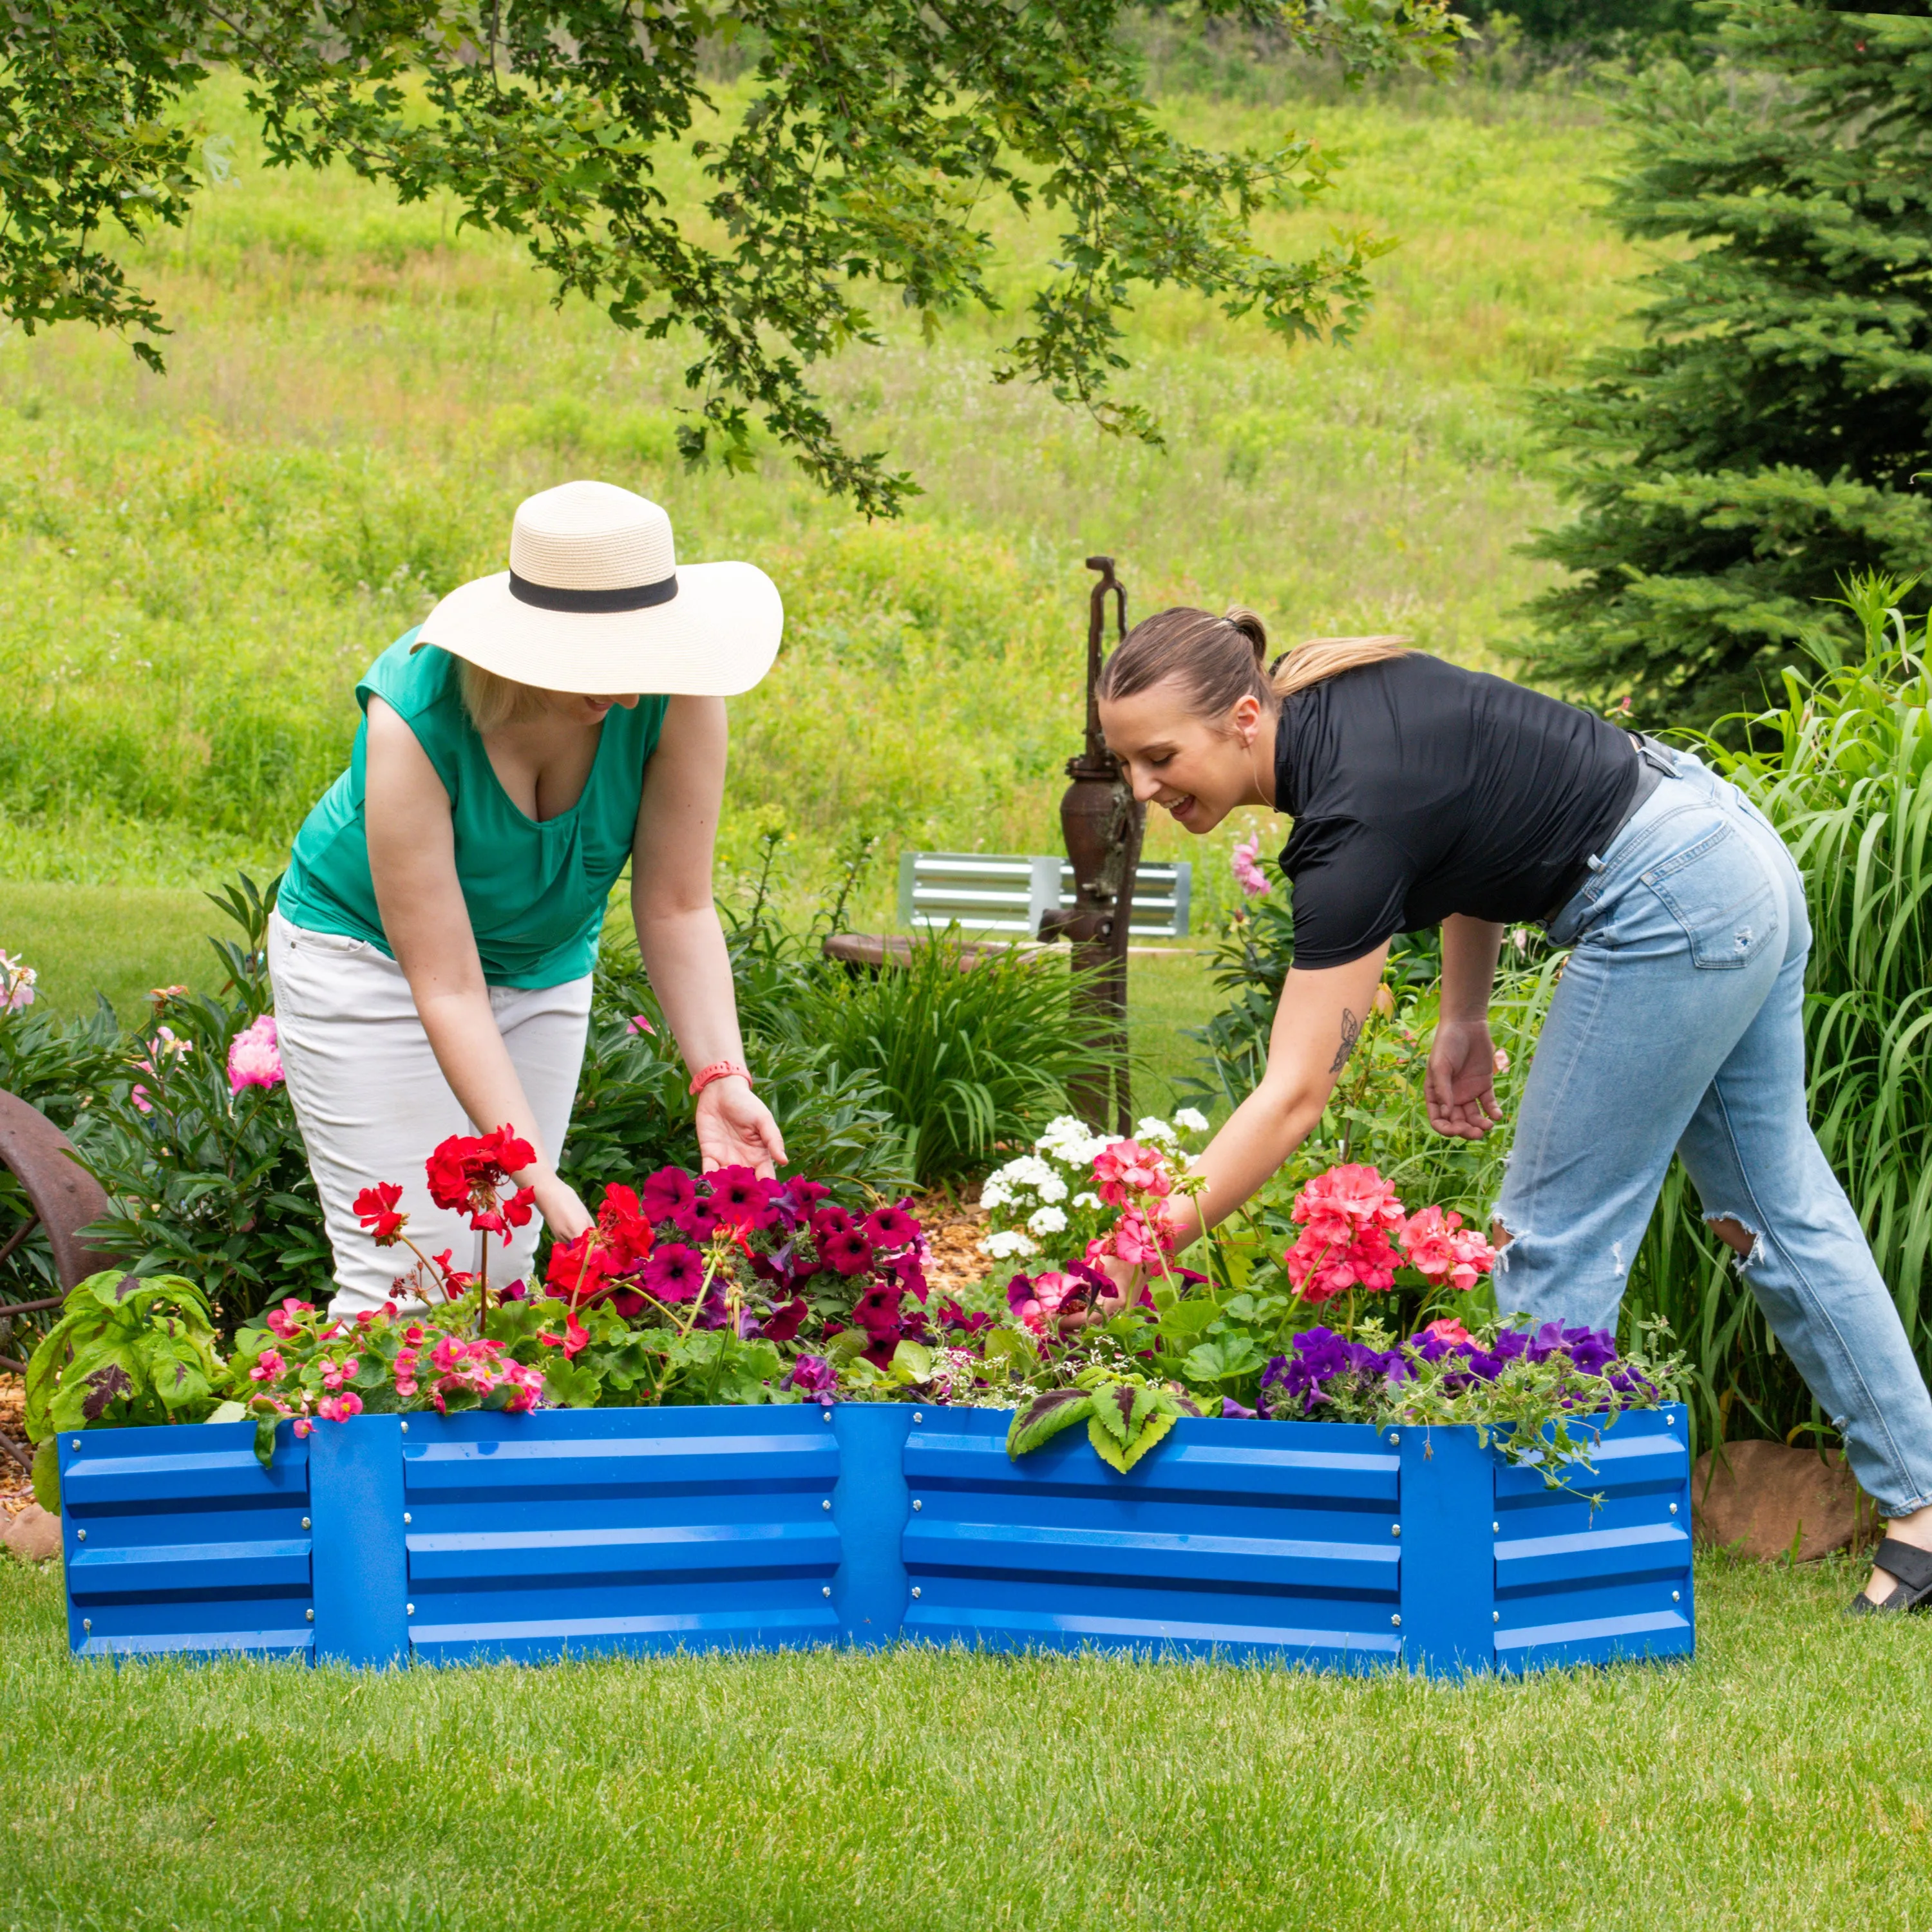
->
[1513, 1, 1932, 726]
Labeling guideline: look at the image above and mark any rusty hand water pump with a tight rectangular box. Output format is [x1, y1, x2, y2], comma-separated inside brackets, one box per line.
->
[1037, 556, 1144, 1133]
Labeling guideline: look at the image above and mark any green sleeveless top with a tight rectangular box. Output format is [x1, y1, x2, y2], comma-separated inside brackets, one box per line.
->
[279, 630, 668, 988]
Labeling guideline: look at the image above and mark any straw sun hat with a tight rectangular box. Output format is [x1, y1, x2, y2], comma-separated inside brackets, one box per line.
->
[413, 480, 783, 697]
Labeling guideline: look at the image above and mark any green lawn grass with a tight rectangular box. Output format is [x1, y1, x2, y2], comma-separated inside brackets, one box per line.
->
[0, 882, 227, 1020]
[3, 1551, 1924, 1931]
[0, 64, 1636, 920]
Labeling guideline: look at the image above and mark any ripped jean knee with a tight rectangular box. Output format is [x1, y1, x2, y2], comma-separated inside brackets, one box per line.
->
[1705, 1212, 1761, 1267]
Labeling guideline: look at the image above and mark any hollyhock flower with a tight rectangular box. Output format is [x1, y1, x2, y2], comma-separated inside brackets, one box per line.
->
[354, 1182, 408, 1245]
[709, 1165, 777, 1233]
[0, 949, 37, 1012]
[786, 1355, 838, 1405]
[227, 1014, 283, 1094]
[248, 1349, 285, 1383]
[822, 1228, 876, 1277]
[265, 1298, 312, 1339]
[317, 1392, 364, 1423]
[641, 1166, 697, 1221]
[1231, 838, 1271, 898]
[1092, 1139, 1171, 1209]
[862, 1204, 918, 1251]
[643, 1242, 704, 1304]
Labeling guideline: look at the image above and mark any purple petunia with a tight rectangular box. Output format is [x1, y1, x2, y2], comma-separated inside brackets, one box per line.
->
[786, 1354, 838, 1405]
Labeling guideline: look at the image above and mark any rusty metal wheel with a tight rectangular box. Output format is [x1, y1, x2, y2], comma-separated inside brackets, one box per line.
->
[0, 1089, 118, 1357]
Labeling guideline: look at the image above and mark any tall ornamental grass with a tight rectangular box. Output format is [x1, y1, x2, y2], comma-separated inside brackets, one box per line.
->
[1624, 574, 1932, 1451]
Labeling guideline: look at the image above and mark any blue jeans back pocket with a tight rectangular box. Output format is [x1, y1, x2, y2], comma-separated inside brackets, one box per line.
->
[1639, 821, 1778, 969]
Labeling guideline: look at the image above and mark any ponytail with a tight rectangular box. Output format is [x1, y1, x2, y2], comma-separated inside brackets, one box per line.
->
[1098, 603, 1412, 723]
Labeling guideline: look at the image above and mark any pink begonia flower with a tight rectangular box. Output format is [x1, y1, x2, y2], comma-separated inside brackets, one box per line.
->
[227, 1014, 283, 1094]
[627, 1014, 655, 1036]
[1231, 839, 1271, 900]
[265, 1297, 313, 1339]
[248, 1349, 285, 1383]
[0, 949, 37, 1012]
[319, 1355, 361, 1391]
[317, 1392, 364, 1423]
[292, 1417, 315, 1438]
[1092, 1139, 1171, 1209]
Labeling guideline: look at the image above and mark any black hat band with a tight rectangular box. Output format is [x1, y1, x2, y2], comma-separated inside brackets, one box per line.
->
[507, 569, 679, 613]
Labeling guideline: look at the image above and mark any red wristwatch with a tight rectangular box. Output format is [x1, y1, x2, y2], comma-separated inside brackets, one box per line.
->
[688, 1060, 753, 1098]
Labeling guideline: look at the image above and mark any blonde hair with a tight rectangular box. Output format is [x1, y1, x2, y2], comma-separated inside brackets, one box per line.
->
[459, 661, 551, 734]
[1096, 604, 1412, 720]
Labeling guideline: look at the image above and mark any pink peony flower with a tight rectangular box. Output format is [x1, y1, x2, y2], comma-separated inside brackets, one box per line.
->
[0, 949, 37, 1012]
[227, 1014, 283, 1094]
[1231, 839, 1271, 899]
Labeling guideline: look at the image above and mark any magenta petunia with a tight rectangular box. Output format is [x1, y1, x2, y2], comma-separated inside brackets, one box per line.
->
[862, 1204, 918, 1251]
[641, 1166, 697, 1220]
[822, 1228, 875, 1277]
[643, 1242, 705, 1304]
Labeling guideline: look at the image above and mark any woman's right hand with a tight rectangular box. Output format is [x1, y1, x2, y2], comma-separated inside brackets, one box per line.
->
[1426, 1019, 1505, 1141]
[529, 1170, 594, 1244]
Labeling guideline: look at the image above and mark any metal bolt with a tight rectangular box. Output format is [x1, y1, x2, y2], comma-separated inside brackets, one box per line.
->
[1493, 1612, 1500, 1624]
[1672, 1591, 1681, 1603]
[402, 1513, 412, 1525]
[82, 1618, 91, 1633]
[306, 1609, 314, 1622]
[912, 1587, 922, 1600]
[1665, 1414, 1674, 1426]
[1388, 1432, 1399, 1444]
[822, 1499, 831, 1511]
[913, 1499, 922, 1511]
[1669, 1503, 1678, 1515]
[406, 1603, 415, 1616]
[72, 1438, 81, 1451]
[1391, 1614, 1401, 1627]
[913, 1412, 923, 1423]
[822, 1409, 832, 1423]
[75, 1529, 85, 1542]
[822, 1586, 831, 1598]
[1390, 1524, 1400, 1537]
[400, 1420, 409, 1434]
[301, 1517, 311, 1530]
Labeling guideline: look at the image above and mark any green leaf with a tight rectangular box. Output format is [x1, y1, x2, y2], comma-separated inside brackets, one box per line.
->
[205, 1401, 246, 1425]
[1157, 1299, 1220, 1343]
[31, 1437, 60, 1515]
[540, 1359, 601, 1408]
[890, 1340, 933, 1381]
[252, 1417, 278, 1471]
[1006, 1389, 1094, 1459]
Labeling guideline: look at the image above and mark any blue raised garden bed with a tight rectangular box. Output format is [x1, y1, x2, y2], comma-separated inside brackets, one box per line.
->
[55, 1401, 1693, 1677]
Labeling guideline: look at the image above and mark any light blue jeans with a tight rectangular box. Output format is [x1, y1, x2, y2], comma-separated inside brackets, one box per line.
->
[1494, 748, 1932, 1517]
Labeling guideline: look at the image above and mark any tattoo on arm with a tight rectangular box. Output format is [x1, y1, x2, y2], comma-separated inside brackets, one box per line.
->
[1330, 1008, 1361, 1075]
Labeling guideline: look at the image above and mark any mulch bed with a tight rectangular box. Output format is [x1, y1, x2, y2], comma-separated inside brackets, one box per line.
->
[1, 1372, 32, 1515]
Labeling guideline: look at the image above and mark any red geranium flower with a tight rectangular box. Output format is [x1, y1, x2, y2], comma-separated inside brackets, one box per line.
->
[596, 1183, 655, 1270]
[353, 1181, 407, 1245]
[424, 1126, 536, 1231]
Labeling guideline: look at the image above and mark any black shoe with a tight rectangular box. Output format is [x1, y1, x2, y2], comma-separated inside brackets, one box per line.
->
[1846, 1537, 1932, 1615]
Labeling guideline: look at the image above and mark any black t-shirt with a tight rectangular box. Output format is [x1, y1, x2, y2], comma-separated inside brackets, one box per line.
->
[1274, 654, 1638, 968]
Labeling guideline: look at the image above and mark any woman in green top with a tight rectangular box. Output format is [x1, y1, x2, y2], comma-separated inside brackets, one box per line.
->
[272, 481, 786, 1313]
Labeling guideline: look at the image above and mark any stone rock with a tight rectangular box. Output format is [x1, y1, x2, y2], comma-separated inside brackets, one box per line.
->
[3, 1501, 61, 1564]
[1692, 1438, 1873, 1562]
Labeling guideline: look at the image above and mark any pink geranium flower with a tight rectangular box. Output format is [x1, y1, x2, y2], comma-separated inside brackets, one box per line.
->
[1092, 1139, 1171, 1209]
[1285, 1164, 1408, 1302]
[1400, 1205, 1496, 1293]
[227, 1014, 283, 1094]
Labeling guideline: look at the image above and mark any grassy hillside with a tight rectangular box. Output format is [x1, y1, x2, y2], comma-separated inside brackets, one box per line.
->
[0, 62, 1636, 925]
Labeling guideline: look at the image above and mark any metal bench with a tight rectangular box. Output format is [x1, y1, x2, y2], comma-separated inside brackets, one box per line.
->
[896, 851, 1191, 940]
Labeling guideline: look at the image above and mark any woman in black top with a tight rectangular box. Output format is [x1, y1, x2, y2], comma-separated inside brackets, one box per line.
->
[1097, 607, 1932, 1615]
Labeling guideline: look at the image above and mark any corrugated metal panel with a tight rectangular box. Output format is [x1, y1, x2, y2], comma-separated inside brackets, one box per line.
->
[400, 1407, 842, 1664]
[1492, 1407, 1694, 1672]
[59, 1421, 312, 1659]
[900, 1408, 1402, 1667]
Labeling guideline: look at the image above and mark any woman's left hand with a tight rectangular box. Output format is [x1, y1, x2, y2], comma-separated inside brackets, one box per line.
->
[695, 1077, 788, 1178]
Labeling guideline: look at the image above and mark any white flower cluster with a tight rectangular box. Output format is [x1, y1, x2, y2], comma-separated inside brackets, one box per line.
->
[978, 1111, 1209, 1264]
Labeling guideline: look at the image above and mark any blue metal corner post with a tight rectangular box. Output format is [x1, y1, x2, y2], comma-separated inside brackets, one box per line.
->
[1397, 1425, 1497, 1678]
[830, 1404, 913, 1646]
[308, 1416, 410, 1668]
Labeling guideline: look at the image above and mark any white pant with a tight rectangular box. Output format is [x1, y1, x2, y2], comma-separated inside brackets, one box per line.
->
[268, 911, 591, 1316]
